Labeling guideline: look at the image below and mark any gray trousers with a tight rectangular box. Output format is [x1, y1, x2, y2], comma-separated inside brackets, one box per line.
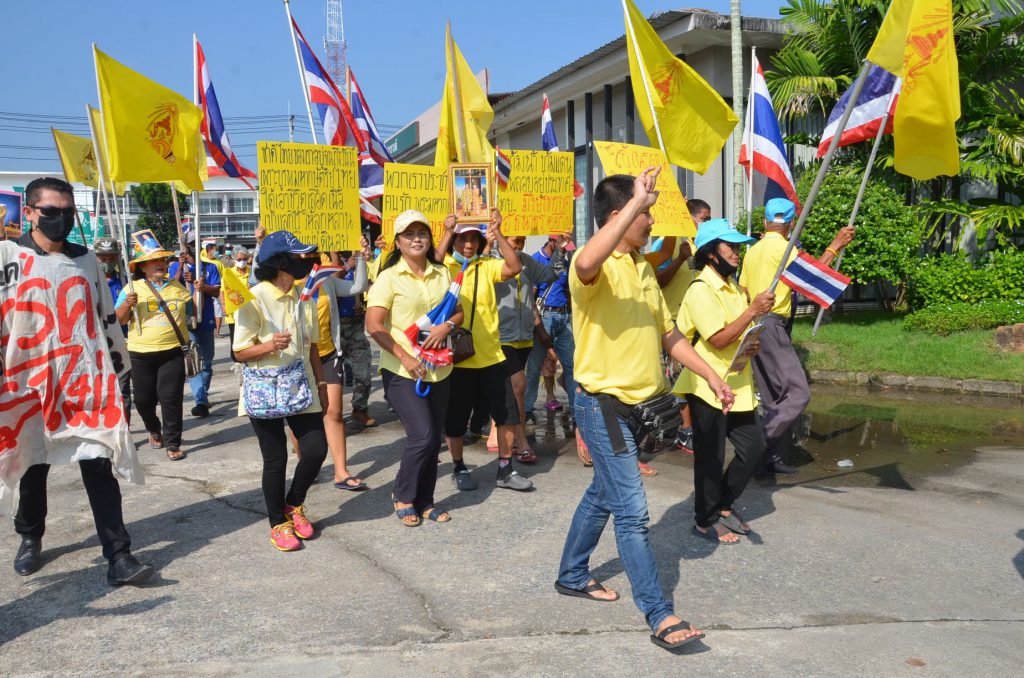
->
[751, 314, 810, 460]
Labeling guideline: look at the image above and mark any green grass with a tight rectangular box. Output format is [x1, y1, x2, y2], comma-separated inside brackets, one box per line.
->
[792, 311, 1024, 383]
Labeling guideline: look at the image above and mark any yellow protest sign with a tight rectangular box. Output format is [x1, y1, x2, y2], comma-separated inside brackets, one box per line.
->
[257, 141, 360, 250]
[381, 163, 450, 247]
[593, 141, 695, 237]
[497, 150, 574, 236]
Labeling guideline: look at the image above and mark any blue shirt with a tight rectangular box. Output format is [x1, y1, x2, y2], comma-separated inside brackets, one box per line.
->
[533, 248, 569, 308]
[168, 260, 221, 331]
[107, 275, 128, 337]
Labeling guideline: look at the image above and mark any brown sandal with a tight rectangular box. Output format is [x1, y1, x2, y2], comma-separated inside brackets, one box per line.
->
[149, 433, 164, 449]
[166, 448, 186, 462]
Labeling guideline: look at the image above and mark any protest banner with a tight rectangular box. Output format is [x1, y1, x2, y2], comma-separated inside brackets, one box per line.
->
[497, 150, 574, 236]
[257, 141, 360, 250]
[382, 163, 449, 245]
[593, 141, 695, 236]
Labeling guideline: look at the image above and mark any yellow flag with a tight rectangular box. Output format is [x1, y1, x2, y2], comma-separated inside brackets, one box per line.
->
[868, 0, 959, 180]
[53, 129, 100, 188]
[623, 0, 738, 174]
[174, 134, 209, 195]
[221, 266, 254, 317]
[86, 106, 127, 196]
[95, 46, 204, 192]
[434, 23, 494, 166]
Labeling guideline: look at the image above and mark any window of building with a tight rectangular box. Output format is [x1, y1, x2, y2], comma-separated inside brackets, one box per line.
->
[228, 220, 256, 234]
[228, 197, 254, 213]
[198, 197, 221, 214]
[574, 147, 589, 242]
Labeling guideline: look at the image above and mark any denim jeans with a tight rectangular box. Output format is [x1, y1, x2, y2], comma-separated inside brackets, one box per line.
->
[557, 388, 673, 632]
[524, 310, 576, 414]
[188, 328, 216, 406]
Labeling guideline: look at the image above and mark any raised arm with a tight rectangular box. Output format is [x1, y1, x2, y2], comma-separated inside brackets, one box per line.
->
[486, 208, 522, 281]
[434, 214, 457, 264]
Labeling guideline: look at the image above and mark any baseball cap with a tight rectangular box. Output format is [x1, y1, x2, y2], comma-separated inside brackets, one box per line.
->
[257, 230, 318, 263]
[453, 223, 485, 235]
[393, 210, 431, 235]
[695, 219, 757, 250]
[765, 198, 796, 224]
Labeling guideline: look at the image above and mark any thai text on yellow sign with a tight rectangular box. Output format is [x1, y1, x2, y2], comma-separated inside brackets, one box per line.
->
[257, 141, 360, 250]
[497, 150, 574, 236]
[382, 163, 449, 247]
[593, 141, 695, 237]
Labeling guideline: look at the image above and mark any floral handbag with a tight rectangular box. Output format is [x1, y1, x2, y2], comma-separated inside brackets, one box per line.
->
[241, 296, 313, 419]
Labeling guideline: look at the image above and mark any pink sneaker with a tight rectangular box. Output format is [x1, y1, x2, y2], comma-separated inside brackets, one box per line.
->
[270, 522, 301, 551]
[545, 399, 563, 411]
[285, 504, 315, 539]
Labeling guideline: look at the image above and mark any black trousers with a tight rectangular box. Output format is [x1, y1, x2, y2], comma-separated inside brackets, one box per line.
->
[119, 371, 132, 426]
[130, 348, 186, 450]
[249, 412, 328, 526]
[14, 459, 132, 561]
[384, 370, 450, 512]
[688, 394, 766, 528]
[227, 322, 237, 362]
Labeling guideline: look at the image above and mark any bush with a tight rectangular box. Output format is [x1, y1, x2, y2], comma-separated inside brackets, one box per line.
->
[907, 250, 1024, 309]
[903, 299, 1024, 335]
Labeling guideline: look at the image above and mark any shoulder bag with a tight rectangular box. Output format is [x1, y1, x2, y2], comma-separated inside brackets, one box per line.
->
[449, 262, 478, 364]
[144, 280, 201, 378]
[240, 295, 313, 419]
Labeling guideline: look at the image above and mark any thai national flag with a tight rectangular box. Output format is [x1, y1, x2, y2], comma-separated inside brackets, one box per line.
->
[196, 38, 256, 188]
[403, 262, 468, 395]
[349, 67, 394, 166]
[495, 146, 511, 189]
[739, 58, 799, 208]
[779, 253, 851, 309]
[298, 264, 345, 303]
[817, 64, 901, 158]
[541, 94, 584, 199]
[290, 17, 362, 150]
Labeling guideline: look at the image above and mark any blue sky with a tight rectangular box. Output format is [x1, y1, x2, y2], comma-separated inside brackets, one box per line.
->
[1, 1, 786, 171]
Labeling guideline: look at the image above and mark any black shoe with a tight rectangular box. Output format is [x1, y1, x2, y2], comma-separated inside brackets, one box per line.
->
[191, 403, 210, 418]
[106, 554, 154, 587]
[13, 537, 42, 576]
[759, 460, 799, 476]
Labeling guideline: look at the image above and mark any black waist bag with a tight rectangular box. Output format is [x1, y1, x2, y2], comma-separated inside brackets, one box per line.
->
[593, 390, 683, 455]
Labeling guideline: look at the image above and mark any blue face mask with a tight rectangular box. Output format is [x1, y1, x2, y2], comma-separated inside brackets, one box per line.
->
[452, 251, 479, 265]
[373, 247, 382, 258]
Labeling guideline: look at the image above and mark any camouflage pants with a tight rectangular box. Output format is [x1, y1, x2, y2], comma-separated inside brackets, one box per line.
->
[338, 317, 373, 411]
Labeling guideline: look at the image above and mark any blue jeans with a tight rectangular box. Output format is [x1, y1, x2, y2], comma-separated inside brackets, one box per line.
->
[557, 388, 673, 632]
[524, 311, 576, 414]
[188, 328, 215, 406]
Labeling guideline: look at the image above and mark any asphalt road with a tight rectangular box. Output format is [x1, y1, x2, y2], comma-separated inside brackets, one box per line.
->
[2, 339, 1022, 676]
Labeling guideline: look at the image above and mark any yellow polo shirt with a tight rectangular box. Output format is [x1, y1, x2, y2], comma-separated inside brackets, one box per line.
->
[739, 231, 797, 317]
[445, 257, 505, 369]
[569, 249, 673, 405]
[233, 281, 322, 416]
[121, 280, 192, 353]
[661, 239, 698, 320]
[316, 291, 336, 358]
[366, 258, 454, 382]
[673, 267, 756, 412]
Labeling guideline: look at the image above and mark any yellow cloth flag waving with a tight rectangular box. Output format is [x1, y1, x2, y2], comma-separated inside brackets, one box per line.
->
[434, 23, 494, 166]
[94, 46, 204, 192]
[86, 106, 127, 196]
[52, 129, 100, 188]
[623, 0, 737, 174]
[221, 266, 254, 317]
[867, 0, 960, 180]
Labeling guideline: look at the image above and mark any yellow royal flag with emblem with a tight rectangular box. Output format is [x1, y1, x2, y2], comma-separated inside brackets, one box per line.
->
[434, 23, 494, 166]
[221, 266, 254, 317]
[623, 0, 737, 174]
[94, 46, 204, 192]
[86, 106, 127, 195]
[867, 0, 960, 180]
[52, 129, 100, 187]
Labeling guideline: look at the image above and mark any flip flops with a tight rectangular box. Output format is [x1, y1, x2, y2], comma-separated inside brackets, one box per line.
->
[693, 522, 740, 545]
[334, 477, 368, 491]
[554, 580, 619, 602]
[719, 510, 750, 535]
[420, 507, 451, 523]
[650, 620, 705, 649]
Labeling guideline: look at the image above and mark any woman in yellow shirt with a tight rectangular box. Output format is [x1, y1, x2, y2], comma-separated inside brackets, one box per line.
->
[366, 211, 463, 525]
[115, 246, 193, 461]
[676, 219, 774, 544]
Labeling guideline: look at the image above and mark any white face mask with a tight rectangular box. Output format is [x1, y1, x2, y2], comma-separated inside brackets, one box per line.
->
[235, 260, 247, 269]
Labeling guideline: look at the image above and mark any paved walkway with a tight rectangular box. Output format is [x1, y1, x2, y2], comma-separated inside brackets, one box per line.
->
[2, 338, 1022, 676]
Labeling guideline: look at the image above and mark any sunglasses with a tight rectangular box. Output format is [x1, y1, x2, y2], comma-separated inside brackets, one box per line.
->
[30, 205, 75, 219]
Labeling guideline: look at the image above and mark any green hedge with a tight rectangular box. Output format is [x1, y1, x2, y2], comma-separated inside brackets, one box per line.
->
[907, 250, 1024, 309]
[903, 299, 1024, 335]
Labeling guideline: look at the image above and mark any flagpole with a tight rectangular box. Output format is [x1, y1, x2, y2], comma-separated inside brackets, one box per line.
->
[446, 20, 470, 162]
[283, 0, 320, 145]
[811, 78, 900, 336]
[50, 127, 89, 245]
[621, 0, 666, 154]
[766, 61, 871, 297]
[744, 46, 756, 236]
[192, 32, 205, 318]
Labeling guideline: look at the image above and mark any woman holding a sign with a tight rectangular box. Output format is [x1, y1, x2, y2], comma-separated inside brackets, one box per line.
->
[673, 219, 773, 545]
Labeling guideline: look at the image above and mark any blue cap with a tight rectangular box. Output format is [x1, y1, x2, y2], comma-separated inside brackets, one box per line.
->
[694, 219, 756, 250]
[765, 198, 796, 224]
[257, 230, 318, 264]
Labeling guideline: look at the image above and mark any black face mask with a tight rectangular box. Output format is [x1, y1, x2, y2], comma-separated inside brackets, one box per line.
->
[35, 211, 75, 242]
[284, 258, 316, 280]
[709, 253, 737, 279]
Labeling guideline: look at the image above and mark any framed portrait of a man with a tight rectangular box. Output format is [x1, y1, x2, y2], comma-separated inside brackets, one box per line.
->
[448, 164, 492, 223]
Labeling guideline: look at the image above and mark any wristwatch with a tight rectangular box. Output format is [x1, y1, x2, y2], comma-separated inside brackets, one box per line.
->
[445, 320, 457, 331]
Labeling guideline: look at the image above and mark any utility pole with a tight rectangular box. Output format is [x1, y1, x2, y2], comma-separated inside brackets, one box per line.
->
[288, 101, 295, 142]
[325, 0, 347, 86]
[730, 0, 745, 224]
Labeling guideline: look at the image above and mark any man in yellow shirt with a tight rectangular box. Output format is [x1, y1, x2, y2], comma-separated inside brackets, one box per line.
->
[556, 169, 732, 651]
[739, 197, 854, 475]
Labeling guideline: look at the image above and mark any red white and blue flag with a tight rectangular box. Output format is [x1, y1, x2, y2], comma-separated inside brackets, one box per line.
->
[817, 64, 901, 158]
[541, 94, 584, 199]
[779, 253, 851, 309]
[348, 67, 393, 166]
[403, 262, 469, 395]
[739, 58, 799, 208]
[290, 17, 362, 150]
[195, 38, 255, 188]
[495, 146, 511, 189]
[298, 264, 345, 303]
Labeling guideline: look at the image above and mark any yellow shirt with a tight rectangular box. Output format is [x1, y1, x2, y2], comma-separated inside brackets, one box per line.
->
[660, 239, 698, 320]
[673, 267, 756, 412]
[316, 291, 336, 358]
[233, 281, 322, 416]
[569, 249, 673, 405]
[366, 258, 454, 382]
[125, 280, 192, 353]
[739, 231, 797, 317]
[446, 257, 506, 369]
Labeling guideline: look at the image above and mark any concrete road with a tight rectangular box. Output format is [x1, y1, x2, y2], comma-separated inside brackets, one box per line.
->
[2, 340, 1022, 676]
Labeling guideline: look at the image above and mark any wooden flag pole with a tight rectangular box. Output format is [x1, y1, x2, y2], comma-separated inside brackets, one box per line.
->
[744, 46, 756, 237]
[811, 79, 901, 336]
[621, 0, 666, 154]
[50, 127, 89, 245]
[283, 0, 320, 145]
[446, 20, 470, 162]
[191, 32, 205, 316]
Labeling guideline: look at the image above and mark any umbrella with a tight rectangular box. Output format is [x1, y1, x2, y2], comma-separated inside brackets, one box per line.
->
[403, 261, 468, 396]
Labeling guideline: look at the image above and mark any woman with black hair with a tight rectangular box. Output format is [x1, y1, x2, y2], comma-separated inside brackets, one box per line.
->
[675, 219, 774, 544]
[233, 231, 330, 551]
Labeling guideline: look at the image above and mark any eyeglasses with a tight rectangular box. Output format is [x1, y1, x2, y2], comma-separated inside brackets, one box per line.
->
[29, 205, 75, 219]
[398, 230, 431, 241]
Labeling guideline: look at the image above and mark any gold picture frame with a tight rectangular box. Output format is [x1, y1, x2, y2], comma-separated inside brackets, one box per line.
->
[448, 163, 493, 223]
